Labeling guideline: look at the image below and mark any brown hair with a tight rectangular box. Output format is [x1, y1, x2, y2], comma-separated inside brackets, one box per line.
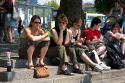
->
[28, 15, 41, 27]
[111, 23, 120, 30]
[57, 14, 68, 24]
[71, 17, 82, 26]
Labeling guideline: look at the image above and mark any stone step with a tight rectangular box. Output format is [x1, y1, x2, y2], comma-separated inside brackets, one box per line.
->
[0, 56, 86, 72]
[1, 65, 125, 82]
[90, 68, 125, 81]
[92, 76, 125, 83]
[2, 69, 125, 83]
[0, 66, 58, 82]
[0, 57, 57, 68]
[5, 74, 85, 83]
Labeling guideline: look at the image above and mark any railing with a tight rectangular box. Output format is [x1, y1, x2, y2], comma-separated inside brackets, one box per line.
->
[16, 3, 54, 28]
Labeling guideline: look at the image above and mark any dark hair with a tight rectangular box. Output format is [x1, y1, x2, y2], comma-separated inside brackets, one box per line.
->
[111, 23, 120, 30]
[28, 15, 41, 27]
[90, 17, 101, 28]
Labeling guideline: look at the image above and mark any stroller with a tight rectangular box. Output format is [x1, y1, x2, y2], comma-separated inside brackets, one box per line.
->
[100, 16, 118, 35]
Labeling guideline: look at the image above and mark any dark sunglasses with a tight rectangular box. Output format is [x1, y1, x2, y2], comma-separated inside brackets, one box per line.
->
[34, 21, 41, 24]
[59, 22, 66, 24]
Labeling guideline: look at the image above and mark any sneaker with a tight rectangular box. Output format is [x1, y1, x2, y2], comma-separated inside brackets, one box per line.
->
[73, 68, 84, 74]
[94, 64, 103, 72]
[100, 63, 111, 71]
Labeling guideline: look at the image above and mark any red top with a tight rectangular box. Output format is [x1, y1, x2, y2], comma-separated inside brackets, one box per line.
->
[83, 28, 101, 41]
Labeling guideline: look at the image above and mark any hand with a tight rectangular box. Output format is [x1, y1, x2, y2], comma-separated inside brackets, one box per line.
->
[82, 45, 89, 51]
[59, 26, 66, 31]
[42, 36, 50, 41]
[97, 39, 104, 43]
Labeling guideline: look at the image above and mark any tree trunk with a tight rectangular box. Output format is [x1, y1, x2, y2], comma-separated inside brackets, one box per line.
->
[56, 0, 83, 28]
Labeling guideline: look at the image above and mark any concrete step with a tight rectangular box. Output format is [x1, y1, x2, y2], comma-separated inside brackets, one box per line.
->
[90, 69, 125, 81]
[0, 66, 58, 82]
[0, 56, 57, 68]
[92, 76, 125, 83]
[5, 74, 85, 83]
[2, 69, 125, 83]
[1, 65, 125, 83]
[0, 63, 86, 82]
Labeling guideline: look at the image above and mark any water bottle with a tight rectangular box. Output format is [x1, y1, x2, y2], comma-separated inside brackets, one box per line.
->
[6, 52, 11, 72]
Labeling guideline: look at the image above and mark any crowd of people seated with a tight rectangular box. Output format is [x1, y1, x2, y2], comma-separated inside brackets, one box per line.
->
[19, 14, 123, 76]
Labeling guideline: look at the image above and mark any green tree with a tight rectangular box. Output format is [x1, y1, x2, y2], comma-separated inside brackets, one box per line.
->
[56, 0, 83, 27]
[95, 0, 125, 14]
[44, 0, 59, 10]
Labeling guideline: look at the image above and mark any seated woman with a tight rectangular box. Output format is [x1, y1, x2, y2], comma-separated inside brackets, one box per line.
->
[19, 15, 50, 69]
[47, 14, 83, 75]
[70, 17, 110, 72]
[104, 23, 125, 57]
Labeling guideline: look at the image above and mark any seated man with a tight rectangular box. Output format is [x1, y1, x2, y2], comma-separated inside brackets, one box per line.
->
[83, 17, 107, 60]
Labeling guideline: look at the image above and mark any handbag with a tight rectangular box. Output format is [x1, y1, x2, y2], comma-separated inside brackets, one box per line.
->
[13, 6, 19, 21]
[34, 66, 49, 78]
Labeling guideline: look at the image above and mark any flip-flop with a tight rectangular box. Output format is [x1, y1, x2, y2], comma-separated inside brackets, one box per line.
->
[39, 64, 48, 69]
[27, 65, 34, 70]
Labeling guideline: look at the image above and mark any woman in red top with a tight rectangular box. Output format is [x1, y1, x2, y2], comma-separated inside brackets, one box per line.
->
[83, 17, 107, 60]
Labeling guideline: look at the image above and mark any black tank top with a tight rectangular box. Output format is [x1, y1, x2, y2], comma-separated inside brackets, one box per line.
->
[49, 26, 67, 46]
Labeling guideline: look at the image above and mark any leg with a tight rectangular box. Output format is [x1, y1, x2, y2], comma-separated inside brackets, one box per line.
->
[80, 52, 96, 67]
[92, 50, 102, 64]
[66, 47, 78, 66]
[96, 45, 106, 56]
[58, 45, 73, 75]
[80, 52, 104, 72]
[39, 44, 49, 65]
[27, 45, 35, 68]
[121, 42, 125, 55]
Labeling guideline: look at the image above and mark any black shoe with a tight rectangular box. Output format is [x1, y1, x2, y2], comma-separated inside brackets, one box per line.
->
[73, 68, 84, 74]
[61, 70, 74, 76]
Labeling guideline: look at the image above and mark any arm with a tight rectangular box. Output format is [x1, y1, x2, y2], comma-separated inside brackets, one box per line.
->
[24, 27, 48, 41]
[108, 8, 113, 17]
[120, 7, 123, 17]
[51, 28, 63, 45]
[65, 29, 72, 45]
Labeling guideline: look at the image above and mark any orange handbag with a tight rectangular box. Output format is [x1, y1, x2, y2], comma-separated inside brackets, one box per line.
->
[34, 66, 49, 78]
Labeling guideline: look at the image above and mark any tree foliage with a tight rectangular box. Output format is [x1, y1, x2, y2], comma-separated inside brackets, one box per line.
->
[95, 0, 125, 14]
[56, 0, 83, 27]
[44, 0, 59, 10]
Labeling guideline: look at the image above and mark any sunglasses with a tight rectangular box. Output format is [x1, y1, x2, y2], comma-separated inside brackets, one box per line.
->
[33, 21, 41, 24]
[59, 22, 66, 24]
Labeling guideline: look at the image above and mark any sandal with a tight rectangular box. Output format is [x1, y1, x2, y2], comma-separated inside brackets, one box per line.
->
[39, 64, 48, 69]
[27, 65, 34, 70]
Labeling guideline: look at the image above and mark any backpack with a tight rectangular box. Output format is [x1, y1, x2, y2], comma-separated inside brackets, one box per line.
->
[106, 46, 124, 69]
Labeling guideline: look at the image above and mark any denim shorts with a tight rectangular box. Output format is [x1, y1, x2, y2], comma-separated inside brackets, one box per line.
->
[4, 13, 18, 28]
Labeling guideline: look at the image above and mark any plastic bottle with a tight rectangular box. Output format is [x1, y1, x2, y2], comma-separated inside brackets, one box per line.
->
[6, 52, 11, 72]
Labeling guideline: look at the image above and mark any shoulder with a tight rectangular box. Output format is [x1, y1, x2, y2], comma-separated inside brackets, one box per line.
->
[67, 28, 72, 35]
[83, 29, 90, 33]
[23, 27, 31, 33]
[50, 27, 57, 35]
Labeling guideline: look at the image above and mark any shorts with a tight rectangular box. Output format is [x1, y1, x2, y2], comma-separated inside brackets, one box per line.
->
[87, 43, 102, 51]
[4, 13, 18, 28]
[19, 38, 50, 59]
